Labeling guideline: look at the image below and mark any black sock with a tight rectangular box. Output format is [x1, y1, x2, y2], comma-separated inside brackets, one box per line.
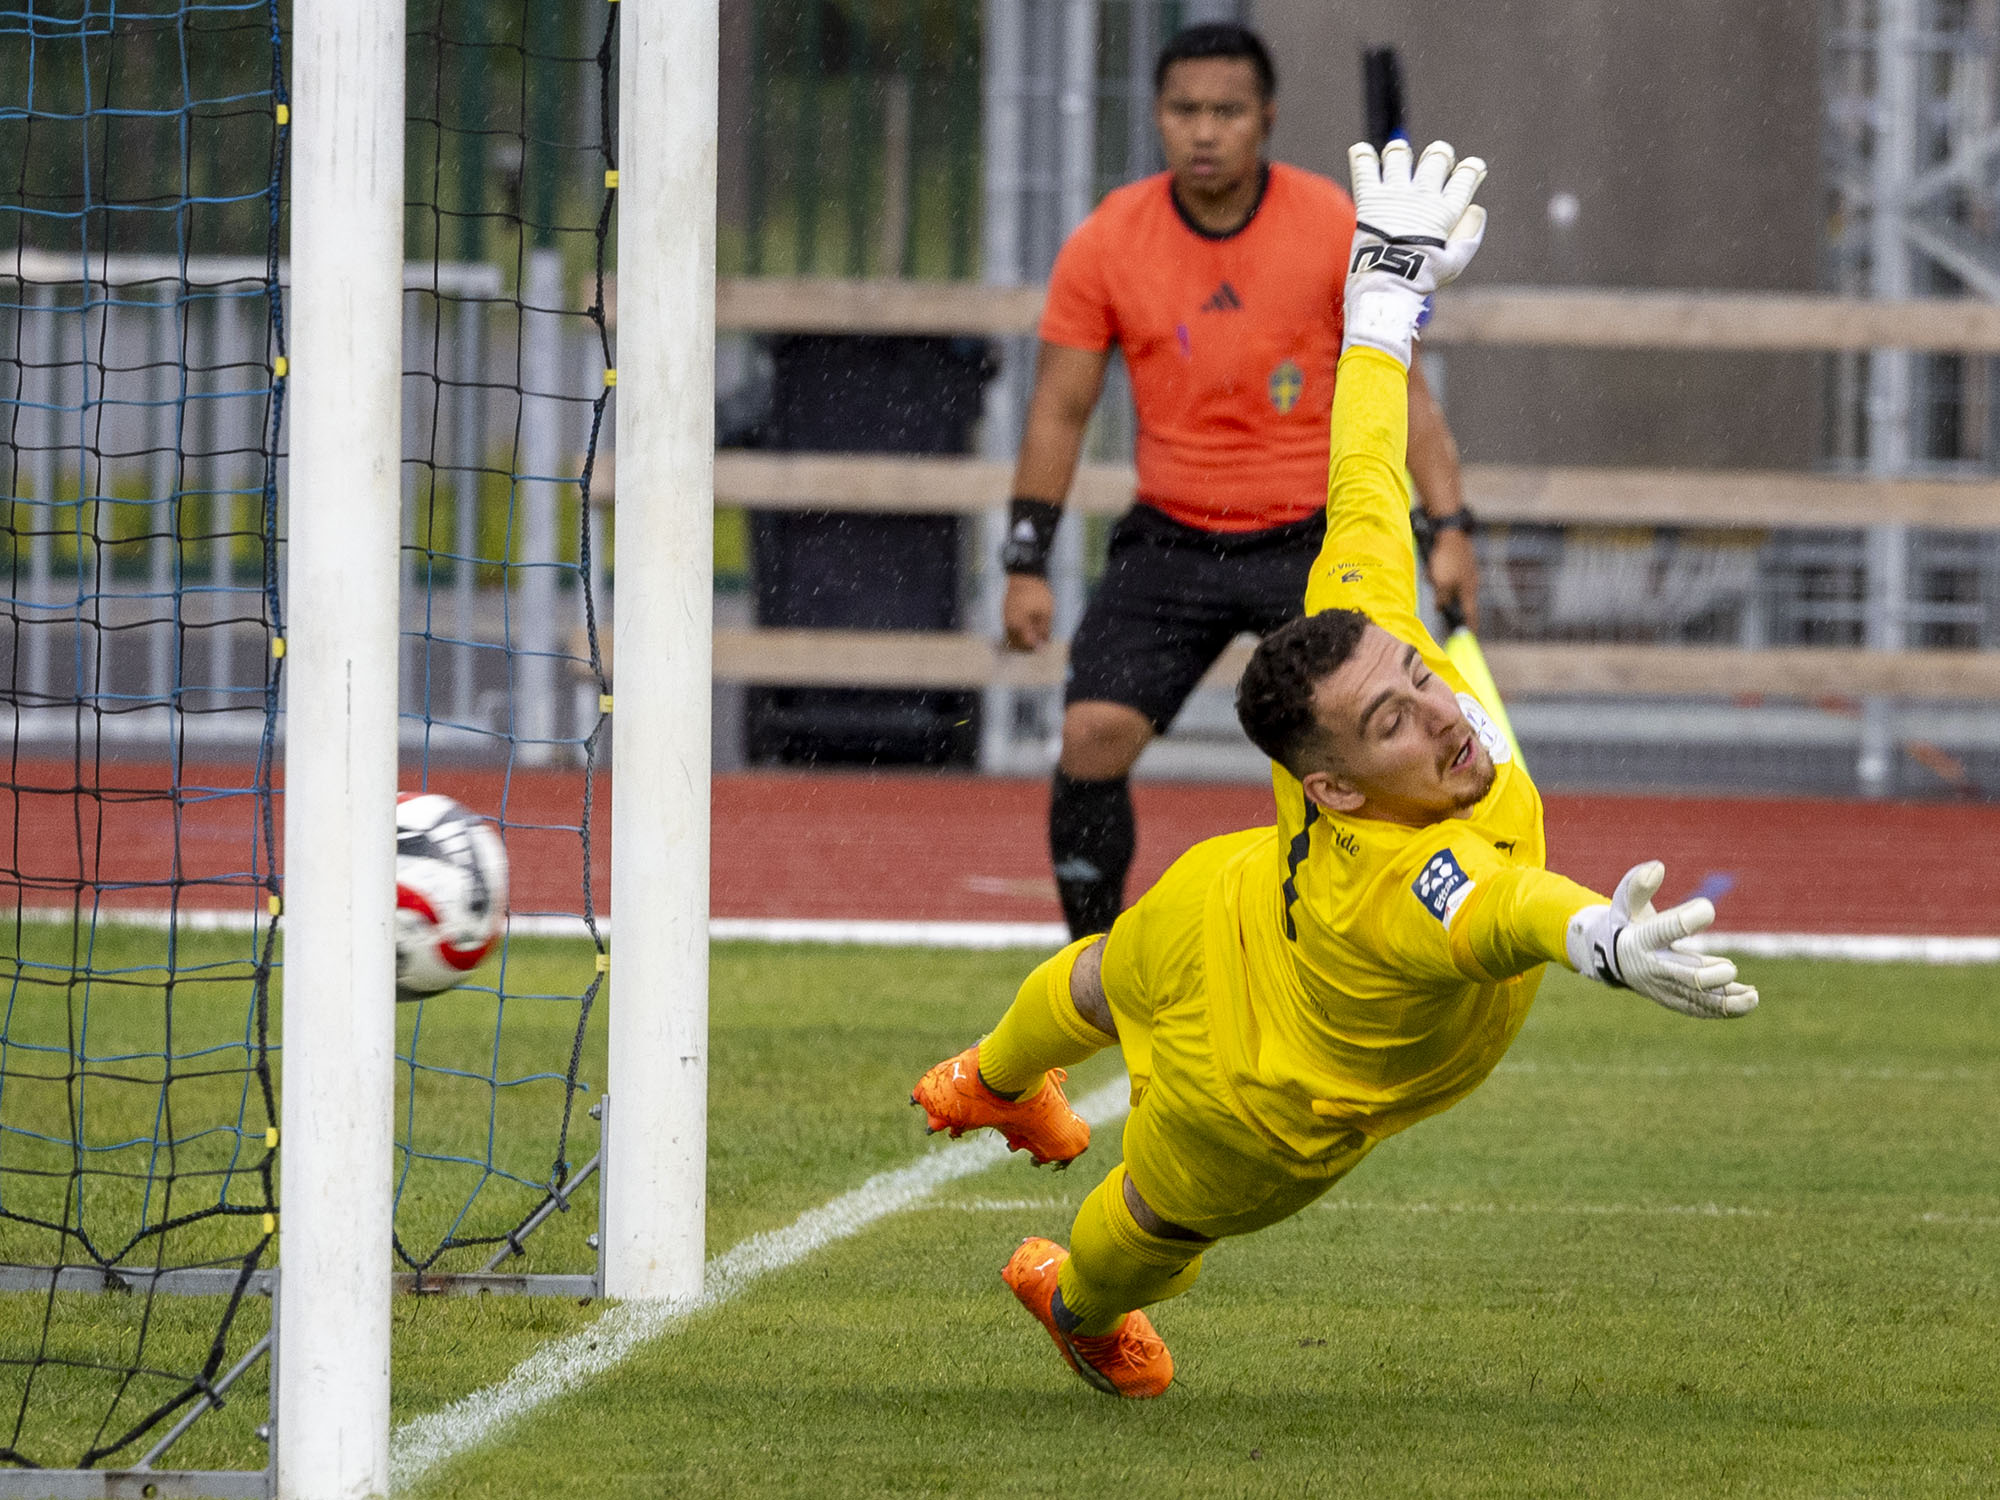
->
[1049, 771, 1135, 940]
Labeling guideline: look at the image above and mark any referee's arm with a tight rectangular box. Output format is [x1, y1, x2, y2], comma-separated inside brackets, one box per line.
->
[1003, 341, 1113, 651]
[1406, 359, 1479, 629]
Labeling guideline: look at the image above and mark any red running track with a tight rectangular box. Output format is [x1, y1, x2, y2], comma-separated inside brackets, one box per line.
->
[5, 759, 1991, 936]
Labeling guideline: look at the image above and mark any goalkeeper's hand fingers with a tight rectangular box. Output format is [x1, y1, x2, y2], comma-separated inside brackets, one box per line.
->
[1348, 138, 1384, 197]
[1348, 140, 1488, 270]
[1617, 896, 1759, 1018]
[1609, 859, 1666, 923]
[1343, 139, 1490, 364]
[1566, 862, 1760, 1019]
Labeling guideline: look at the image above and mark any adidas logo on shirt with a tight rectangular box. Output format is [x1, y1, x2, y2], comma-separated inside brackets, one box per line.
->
[1200, 280, 1242, 313]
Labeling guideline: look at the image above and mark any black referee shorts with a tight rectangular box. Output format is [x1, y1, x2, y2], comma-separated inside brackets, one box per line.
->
[1064, 503, 1326, 732]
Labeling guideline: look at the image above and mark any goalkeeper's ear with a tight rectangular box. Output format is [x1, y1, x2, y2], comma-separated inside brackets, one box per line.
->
[1300, 769, 1366, 816]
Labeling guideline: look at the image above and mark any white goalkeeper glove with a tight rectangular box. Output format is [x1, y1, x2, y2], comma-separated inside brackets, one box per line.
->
[1344, 138, 1489, 366]
[1564, 861, 1760, 1020]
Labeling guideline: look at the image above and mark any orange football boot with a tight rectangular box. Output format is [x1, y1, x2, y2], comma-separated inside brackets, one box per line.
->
[910, 1044, 1089, 1167]
[1001, 1237, 1174, 1399]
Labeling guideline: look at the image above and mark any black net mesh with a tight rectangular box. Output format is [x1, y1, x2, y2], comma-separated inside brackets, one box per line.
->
[0, 0, 619, 1470]
[392, 0, 614, 1280]
[0, 0, 285, 1470]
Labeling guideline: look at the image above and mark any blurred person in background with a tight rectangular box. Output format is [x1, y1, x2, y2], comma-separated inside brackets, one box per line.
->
[1000, 21, 1480, 940]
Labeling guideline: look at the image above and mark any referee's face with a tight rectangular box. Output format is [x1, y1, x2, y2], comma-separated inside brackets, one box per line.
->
[1156, 57, 1272, 202]
[1303, 624, 1495, 827]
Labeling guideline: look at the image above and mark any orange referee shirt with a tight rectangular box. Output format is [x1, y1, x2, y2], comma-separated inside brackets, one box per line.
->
[1039, 161, 1356, 534]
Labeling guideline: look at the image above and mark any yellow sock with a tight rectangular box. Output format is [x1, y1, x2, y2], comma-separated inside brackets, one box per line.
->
[1055, 1164, 1204, 1336]
[977, 935, 1116, 1099]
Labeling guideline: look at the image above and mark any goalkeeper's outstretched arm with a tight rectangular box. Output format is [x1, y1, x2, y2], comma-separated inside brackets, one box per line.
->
[1436, 855, 1756, 1019]
[1305, 140, 1487, 620]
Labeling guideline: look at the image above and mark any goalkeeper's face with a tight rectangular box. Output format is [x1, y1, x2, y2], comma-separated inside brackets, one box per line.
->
[1302, 624, 1494, 826]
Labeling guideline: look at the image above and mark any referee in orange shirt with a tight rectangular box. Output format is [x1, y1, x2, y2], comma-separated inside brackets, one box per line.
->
[1003, 22, 1481, 939]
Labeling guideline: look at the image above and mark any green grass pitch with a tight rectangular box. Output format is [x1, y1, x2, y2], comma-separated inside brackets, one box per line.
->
[4, 934, 1997, 1494]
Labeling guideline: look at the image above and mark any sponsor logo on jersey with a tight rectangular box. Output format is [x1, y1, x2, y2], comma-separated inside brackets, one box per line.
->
[1455, 691, 1513, 765]
[1413, 849, 1474, 926]
[1340, 568, 1363, 583]
[1200, 280, 1242, 313]
[1329, 825, 1359, 857]
[1269, 359, 1304, 413]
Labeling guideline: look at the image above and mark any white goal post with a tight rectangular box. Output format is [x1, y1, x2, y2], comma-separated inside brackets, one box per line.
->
[604, 1, 718, 1301]
[279, 0, 404, 1495]
[273, 2, 713, 1490]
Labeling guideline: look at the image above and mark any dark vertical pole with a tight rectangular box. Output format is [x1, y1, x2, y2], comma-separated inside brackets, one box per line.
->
[1127, 0, 1157, 182]
[948, 0, 978, 277]
[455, 0, 488, 264]
[844, 0, 872, 275]
[794, 0, 824, 274]
[526, 0, 561, 252]
[745, 0, 769, 274]
[900, 0, 922, 275]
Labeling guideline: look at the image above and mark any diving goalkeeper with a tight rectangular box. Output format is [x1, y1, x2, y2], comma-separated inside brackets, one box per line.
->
[910, 138, 1760, 1399]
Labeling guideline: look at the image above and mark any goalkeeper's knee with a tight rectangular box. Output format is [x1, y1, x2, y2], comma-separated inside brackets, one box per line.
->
[1056, 1164, 1204, 1336]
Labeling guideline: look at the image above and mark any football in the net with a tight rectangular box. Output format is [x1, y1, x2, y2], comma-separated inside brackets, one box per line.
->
[394, 793, 509, 996]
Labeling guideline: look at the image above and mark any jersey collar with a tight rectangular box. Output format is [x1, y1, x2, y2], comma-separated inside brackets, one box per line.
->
[1169, 162, 1271, 242]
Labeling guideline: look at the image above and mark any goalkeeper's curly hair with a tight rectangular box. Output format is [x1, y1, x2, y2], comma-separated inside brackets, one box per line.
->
[1235, 608, 1369, 775]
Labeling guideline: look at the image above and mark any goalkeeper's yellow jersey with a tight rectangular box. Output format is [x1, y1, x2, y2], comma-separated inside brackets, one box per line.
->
[1205, 346, 1603, 1157]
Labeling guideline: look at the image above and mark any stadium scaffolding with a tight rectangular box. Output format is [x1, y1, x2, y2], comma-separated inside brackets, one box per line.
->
[693, 274, 2000, 793]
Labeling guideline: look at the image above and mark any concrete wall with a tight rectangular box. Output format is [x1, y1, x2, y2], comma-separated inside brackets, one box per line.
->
[1254, 0, 1822, 468]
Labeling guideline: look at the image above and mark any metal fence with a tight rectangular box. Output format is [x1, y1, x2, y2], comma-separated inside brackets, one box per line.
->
[1, 252, 603, 756]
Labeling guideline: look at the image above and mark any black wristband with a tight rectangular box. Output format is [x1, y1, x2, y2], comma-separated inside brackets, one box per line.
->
[1428, 507, 1477, 536]
[1000, 497, 1062, 576]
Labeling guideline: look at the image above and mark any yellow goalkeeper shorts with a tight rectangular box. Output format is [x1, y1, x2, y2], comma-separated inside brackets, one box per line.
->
[1099, 829, 1375, 1241]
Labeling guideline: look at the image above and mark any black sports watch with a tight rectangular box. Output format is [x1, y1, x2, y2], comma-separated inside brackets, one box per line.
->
[1001, 497, 1063, 577]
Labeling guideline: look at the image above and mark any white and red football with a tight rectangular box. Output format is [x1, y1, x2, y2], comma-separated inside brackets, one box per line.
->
[394, 793, 509, 996]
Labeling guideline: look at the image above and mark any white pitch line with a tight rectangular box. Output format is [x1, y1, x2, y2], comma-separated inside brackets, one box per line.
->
[1498, 1060, 1997, 1082]
[708, 916, 1070, 949]
[386, 1076, 1133, 1494]
[1318, 1198, 2000, 1228]
[1316, 1197, 1773, 1221]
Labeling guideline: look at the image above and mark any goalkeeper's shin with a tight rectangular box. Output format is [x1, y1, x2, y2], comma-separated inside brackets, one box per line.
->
[1056, 1165, 1205, 1336]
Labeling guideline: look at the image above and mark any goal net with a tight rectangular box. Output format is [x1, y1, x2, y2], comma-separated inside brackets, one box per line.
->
[0, 0, 285, 1471]
[391, 0, 615, 1287]
[0, 0, 619, 1474]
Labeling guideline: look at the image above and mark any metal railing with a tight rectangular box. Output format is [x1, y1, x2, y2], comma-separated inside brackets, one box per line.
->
[698, 277, 2000, 795]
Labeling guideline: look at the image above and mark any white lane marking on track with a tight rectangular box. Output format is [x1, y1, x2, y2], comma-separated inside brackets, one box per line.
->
[387, 1076, 1132, 1494]
[698, 921, 2000, 964]
[28, 908, 2000, 964]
